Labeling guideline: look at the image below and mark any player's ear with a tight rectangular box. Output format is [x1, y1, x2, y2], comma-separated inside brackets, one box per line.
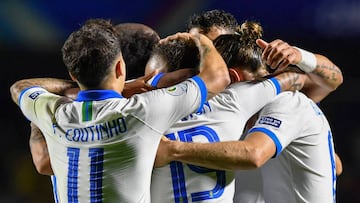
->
[229, 68, 244, 83]
[68, 72, 77, 82]
[115, 60, 123, 78]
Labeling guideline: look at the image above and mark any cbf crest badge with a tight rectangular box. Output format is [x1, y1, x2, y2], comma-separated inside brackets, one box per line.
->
[166, 83, 188, 96]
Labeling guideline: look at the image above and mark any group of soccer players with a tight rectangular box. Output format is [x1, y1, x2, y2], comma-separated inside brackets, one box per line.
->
[11, 9, 343, 203]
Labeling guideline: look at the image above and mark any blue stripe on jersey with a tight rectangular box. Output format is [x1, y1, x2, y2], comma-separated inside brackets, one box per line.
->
[67, 148, 80, 203]
[150, 72, 165, 87]
[327, 131, 337, 202]
[248, 127, 283, 157]
[191, 76, 207, 113]
[268, 77, 281, 95]
[166, 133, 189, 203]
[89, 148, 104, 203]
[76, 90, 123, 102]
[18, 86, 41, 106]
[52, 175, 59, 203]
[170, 161, 188, 203]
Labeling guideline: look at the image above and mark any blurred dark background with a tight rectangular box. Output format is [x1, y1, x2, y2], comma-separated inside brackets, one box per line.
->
[2, 0, 359, 202]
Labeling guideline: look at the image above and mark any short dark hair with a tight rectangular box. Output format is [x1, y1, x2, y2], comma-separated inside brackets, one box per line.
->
[115, 23, 160, 80]
[187, 9, 238, 34]
[62, 18, 121, 88]
[152, 38, 200, 73]
[213, 21, 264, 73]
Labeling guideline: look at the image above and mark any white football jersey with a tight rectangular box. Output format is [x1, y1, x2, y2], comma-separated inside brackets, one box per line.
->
[19, 77, 207, 203]
[151, 78, 281, 203]
[244, 91, 336, 203]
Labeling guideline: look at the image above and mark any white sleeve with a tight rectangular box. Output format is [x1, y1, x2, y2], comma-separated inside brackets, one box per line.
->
[19, 86, 64, 128]
[126, 76, 207, 132]
[227, 77, 281, 118]
[248, 92, 304, 156]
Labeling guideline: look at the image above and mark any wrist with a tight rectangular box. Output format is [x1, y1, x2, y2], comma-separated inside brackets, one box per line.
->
[294, 47, 317, 73]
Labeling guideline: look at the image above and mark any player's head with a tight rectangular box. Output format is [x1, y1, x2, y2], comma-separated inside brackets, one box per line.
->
[62, 18, 124, 89]
[144, 38, 199, 75]
[213, 21, 267, 82]
[114, 23, 160, 80]
[187, 9, 238, 40]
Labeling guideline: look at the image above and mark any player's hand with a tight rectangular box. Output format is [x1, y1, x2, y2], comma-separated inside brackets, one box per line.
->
[257, 39, 302, 73]
[122, 71, 156, 98]
[154, 136, 173, 168]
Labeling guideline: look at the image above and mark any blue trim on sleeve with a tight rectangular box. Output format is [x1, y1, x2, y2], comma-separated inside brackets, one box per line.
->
[248, 127, 283, 157]
[150, 72, 165, 87]
[191, 76, 207, 113]
[269, 77, 281, 95]
[18, 86, 41, 106]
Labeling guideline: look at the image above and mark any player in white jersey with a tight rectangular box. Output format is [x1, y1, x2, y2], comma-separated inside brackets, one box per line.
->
[149, 21, 272, 202]
[256, 91, 335, 202]
[28, 22, 160, 176]
[188, 11, 343, 202]
[149, 20, 342, 202]
[10, 18, 231, 203]
[154, 31, 342, 203]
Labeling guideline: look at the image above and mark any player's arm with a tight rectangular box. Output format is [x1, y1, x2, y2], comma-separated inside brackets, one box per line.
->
[10, 78, 77, 106]
[257, 39, 343, 103]
[155, 132, 275, 170]
[335, 153, 343, 176]
[122, 72, 156, 98]
[29, 122, 53, 175]
[160, 32, 230, 98]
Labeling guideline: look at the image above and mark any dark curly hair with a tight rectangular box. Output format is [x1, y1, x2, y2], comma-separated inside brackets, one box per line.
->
[62, 18, 121, 88]
[151, 38, 200, 73]
[114, 23, 160, 79]
[187, 9, 238, 34]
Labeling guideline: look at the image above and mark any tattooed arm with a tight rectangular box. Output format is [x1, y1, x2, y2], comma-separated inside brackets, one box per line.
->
[29, 122, 53, 175]
[10, 78, 77, 175]
[257, 39, 343, 103]
[272, 71, 306, 92]
[10, 78, 78, 106]
[300, 54, 343, 103]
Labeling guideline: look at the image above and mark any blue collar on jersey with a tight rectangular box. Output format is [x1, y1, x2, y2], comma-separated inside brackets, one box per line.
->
[75, 90, 123, 101]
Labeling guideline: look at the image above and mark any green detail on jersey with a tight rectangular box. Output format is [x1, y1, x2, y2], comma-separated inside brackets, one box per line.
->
[82, 101, 93, 122]
[167, 87, 176, 92]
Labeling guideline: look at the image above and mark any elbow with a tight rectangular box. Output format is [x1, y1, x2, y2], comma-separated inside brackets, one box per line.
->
[246, 147, 268, 169]
[10, 81, 22, 104]
[327, 66, 343, 91]
[33, 156, 53, 176]
[333, 71, 343, 90]
[232, 145, 268, 170]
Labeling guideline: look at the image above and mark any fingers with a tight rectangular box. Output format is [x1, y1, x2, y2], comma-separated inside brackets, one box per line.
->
[142, 70, 157, 82]
[159, 32, 193, 44]
[260, 39, 299, 72]
[256, 39, 268, 49]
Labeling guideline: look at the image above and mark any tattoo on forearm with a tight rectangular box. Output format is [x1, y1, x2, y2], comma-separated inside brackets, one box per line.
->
[286, 72, 303, 91]
[278, 72, 303, 91]
[313, 64, 341, 82]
